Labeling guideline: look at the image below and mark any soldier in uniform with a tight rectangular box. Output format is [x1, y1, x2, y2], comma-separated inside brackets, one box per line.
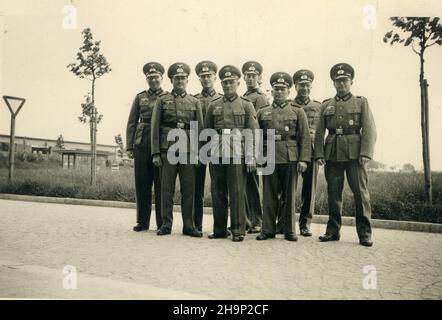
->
[126, 62, 166, 232]
[291, 69, 322, 237]
[315, 63, 376, 247]
[241, 61, 269, 233]
[192, 61, 222, 232]
[256, 72, 311, 241]
[151, 62, 204, 237]
[204, 65, 259, 242]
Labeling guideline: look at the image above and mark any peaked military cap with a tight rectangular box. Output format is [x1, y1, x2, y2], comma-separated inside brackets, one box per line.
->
[219, 65, 241, 81]
[242, 61, 263, 75]
[330, 63, 355, 81]
[270, 72, 293, 88]
[195, 61, 218, 76]
[293, 69, 314, 84]
[143, 62, 164, 77]
[167, 62, 191, 79]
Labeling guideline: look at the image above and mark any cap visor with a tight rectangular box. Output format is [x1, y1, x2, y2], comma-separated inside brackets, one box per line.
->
[198, 71, 215, 76]
[222, 76, 239, 82]
[272, 83, 288, 88]
[334, 75, 351, 80]
[296, 80, 311, 84]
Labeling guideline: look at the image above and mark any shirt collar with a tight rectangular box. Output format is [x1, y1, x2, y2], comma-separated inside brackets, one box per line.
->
[223, 94, 238, 102]
[272, 101, 287, 108]
[295, 96, 310, 105]
[202, 88, 216, 97]
[244, 87, 260, 96]
[172, 89, 187, 98]
[335, 92, 352, 101]
[148, 88, 163, 96]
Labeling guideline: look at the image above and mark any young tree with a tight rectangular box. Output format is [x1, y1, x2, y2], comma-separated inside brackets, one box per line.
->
[55, 134, 65, 149]
[67, 28, 111, 186]
[384, 17, 442, 204]
[114, 134, 125, 158]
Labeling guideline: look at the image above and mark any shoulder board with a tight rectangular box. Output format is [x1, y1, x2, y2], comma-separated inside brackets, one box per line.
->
[313, 100, 322, 104]
[158, 91, 169, 97]
[241, 96, 251, 102]
[212, 96, 223, 102]
[137, 90, 146, 96]
[289, 101, 301, 108]
[322, 98, 332, 104]
[356, 95, 366, 100]
[191, 93, 200, 98]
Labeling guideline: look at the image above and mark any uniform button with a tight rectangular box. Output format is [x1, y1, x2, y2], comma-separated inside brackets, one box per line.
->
[339, 116, 343, 119]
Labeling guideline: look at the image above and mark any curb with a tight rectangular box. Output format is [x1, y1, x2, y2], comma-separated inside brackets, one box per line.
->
[1, 193, 441, 234]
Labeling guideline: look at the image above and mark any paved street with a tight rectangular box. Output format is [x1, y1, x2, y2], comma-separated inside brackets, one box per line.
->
[0, 199, 441, 299]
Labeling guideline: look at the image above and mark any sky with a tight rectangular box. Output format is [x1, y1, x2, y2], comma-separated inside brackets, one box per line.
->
[0, 0, 441, 170]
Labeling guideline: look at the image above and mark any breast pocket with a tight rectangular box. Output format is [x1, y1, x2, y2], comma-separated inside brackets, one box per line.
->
[323, 107, 336, 129]
[185, 104, 197, 121]
[306, 110, 318, 128]
[347, 107, 362, 127]
[282, 114, 297, 133]
[233, 109, 245, 128]
[212, 107, 223, 127]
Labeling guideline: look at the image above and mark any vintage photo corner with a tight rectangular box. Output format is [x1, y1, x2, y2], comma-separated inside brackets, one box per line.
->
[0, 0, 441, 309]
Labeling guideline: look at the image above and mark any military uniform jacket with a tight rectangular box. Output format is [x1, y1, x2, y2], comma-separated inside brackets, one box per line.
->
[126, 89, 168, 151]
[151, 90, 204, 155]
[314, 93, 376, 162]
[257, 102, 311, 164]
[193, 89, 222, 120]
[204, 95, 258, 159]
[291, 97, 322, 149]
[242, 88, 269, 112]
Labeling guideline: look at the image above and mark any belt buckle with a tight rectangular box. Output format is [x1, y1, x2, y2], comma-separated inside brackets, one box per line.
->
[336, 128, 344, 135]
[177, 122, 185, 129]
[275, 134, 282, 141]
[222, 129, 231, 135]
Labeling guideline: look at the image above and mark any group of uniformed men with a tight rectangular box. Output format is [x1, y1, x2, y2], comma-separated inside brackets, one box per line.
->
[126, 60, 376, 247]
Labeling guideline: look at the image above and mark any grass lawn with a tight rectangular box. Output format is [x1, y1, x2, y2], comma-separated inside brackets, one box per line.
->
[0, 162, 441, 223]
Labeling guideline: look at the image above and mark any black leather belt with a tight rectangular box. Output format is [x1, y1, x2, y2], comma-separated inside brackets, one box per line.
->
[329, 128, 360, 135]
[264, 134, 296, 141]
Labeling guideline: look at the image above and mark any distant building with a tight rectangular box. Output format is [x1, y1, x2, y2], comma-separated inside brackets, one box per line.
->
[0, 134, 118, 168]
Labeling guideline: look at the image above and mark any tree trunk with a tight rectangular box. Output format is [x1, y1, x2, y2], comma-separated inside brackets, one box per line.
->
[419, 50, 432, 204]
[423, 79, 432, 204]
[90, 79, 97, 186]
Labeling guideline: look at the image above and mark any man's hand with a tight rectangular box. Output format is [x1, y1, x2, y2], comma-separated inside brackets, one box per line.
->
[316, 158, 325, 166]
[152, 154, 162, 167]
[359, 156, 371, 166]
[246, 158, 256, 173]
[127, 150, 134, 159]
[297, 161, 308, 173]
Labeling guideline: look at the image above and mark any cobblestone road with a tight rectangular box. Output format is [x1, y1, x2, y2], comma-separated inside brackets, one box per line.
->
[0, 199, 441, 299]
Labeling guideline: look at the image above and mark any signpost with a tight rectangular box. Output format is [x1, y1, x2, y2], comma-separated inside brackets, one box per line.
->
[3, 95, 26, 183]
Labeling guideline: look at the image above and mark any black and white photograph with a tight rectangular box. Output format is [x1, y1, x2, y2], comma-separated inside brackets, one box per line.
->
[0, 0, 441, 308]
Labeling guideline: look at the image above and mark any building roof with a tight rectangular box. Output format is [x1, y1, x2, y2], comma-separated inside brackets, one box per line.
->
[0, 134, 117, 148]
[52, 149, 114, 156]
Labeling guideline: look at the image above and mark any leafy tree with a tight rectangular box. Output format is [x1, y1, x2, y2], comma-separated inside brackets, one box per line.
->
[384, 17, 442, 204]
[67, 28, 111, 186]
[114, 134, 125, 158]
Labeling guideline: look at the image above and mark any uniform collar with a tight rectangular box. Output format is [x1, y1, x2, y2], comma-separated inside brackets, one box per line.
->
[223, 94, 238, 102]
[295, 96, 310, 105]
[202, 88, 216, 97]
[335, 92, 352, 101]
[244, 87, 260, 96]
[172, 89, 187, 98]
[147, 88, 163, 96]
[272, 101, 287, 108]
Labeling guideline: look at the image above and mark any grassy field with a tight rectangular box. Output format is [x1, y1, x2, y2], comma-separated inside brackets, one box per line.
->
[1, 160, 441, 223]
